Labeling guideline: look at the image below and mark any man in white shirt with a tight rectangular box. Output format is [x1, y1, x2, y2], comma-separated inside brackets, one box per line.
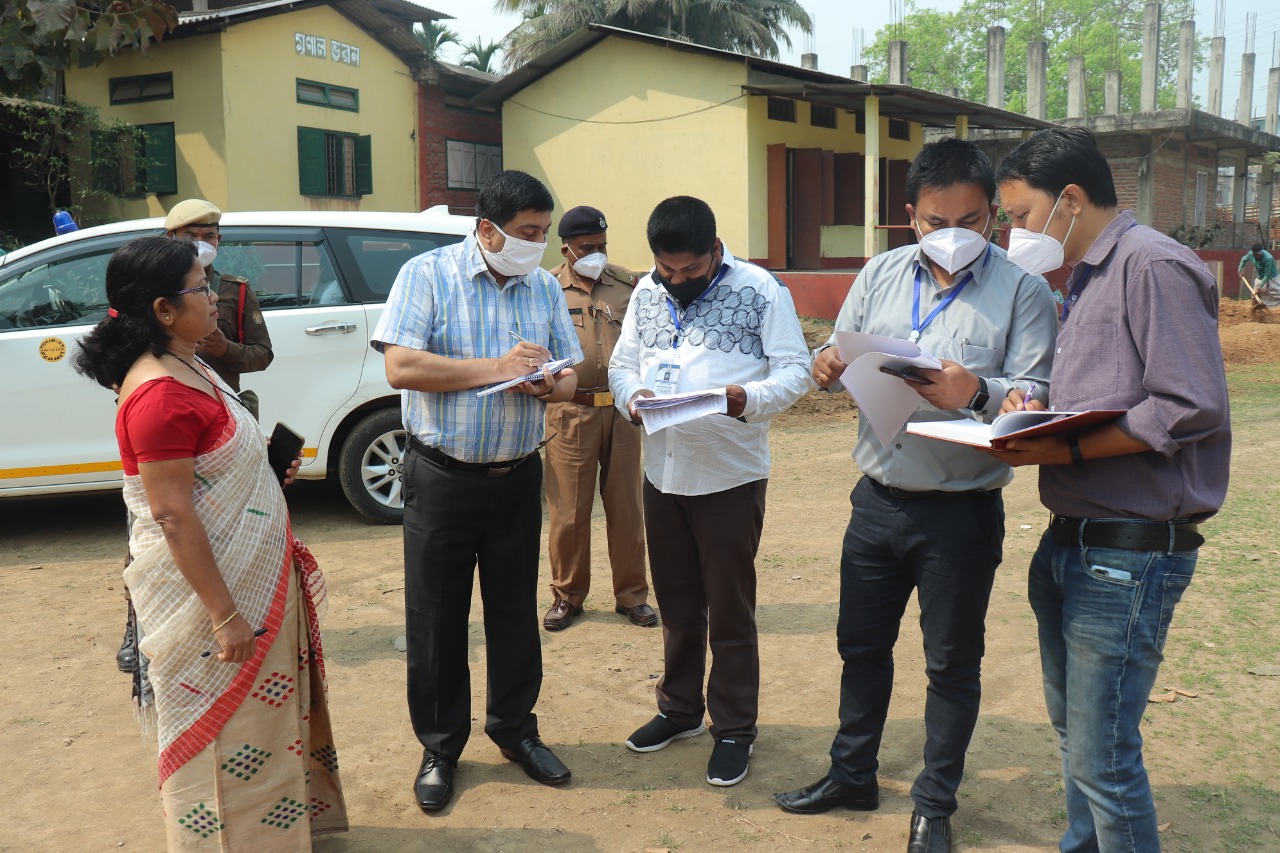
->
[609, 195, 812, 788]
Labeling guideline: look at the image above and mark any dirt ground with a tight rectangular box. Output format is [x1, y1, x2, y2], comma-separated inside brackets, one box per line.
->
[1, 305, 1276, 852]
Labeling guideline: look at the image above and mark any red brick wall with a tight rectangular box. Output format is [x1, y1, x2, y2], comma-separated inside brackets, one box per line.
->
[417, 83, 502, 214]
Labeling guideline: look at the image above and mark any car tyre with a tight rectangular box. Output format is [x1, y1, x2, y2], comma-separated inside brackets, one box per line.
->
[339, 408, 407, 525]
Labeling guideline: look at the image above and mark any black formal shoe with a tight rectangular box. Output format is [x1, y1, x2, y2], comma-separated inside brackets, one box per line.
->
[543, 598, 582, 631]
[615, 603, 659, 627]
[413, 750, 456, 812]
[499, 737, 572, 785]
[773, 775, 880, 814]
[908, 811, 952, 853]
[116, 607, 138, 674]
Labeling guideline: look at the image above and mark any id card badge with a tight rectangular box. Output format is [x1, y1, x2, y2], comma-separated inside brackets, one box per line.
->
[653, 363, 681, 396]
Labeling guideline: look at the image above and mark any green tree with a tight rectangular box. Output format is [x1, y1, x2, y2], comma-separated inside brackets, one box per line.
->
[413, 20, 460, 61]
[460, 39, 504, 74]
[496, 0, 813, 70]
[864, 0, 1203, 119]
[0, 1, 179, 97]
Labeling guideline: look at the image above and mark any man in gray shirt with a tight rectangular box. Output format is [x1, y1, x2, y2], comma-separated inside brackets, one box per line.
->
[774, 138, 1057, 853]
[994, 127, 1230, 853]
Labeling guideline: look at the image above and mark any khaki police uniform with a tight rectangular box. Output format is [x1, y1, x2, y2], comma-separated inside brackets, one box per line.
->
[544, 261, 648, 609]
[201, 266, 274, 417]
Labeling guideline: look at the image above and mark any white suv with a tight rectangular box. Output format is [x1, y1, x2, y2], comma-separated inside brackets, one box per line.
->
[0, 207, 474, 523]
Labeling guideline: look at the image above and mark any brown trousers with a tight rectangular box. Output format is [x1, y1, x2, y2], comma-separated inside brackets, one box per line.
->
[644, 478, 767, 745]
[544, 401, 647, 609]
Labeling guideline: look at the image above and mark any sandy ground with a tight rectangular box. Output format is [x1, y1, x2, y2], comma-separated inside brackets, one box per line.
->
[1, 306, 1276, 852]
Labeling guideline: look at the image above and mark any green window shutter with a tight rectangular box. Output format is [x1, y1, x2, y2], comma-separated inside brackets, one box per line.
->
[355, 134, 372, 196]
[298, 126, 326, 196]
[141, 123, 177, 195]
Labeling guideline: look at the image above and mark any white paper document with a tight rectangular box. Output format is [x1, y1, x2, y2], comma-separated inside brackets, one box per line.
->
[833, 331, 941, 446]
[906, 409, 1126, 448]
[632, 388, 729, 435]
[476, 358, 577, 397]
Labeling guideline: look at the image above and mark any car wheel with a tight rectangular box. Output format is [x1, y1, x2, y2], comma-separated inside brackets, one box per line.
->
[339, 408, 407, 524]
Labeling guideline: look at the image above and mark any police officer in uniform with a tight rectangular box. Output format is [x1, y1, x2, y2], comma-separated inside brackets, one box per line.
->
[542, 206, 656, 631]
[163, 198, 274, 419]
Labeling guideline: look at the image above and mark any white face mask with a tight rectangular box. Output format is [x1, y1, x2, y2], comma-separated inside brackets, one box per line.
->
[480, 222, 545, 277]
[1007, 191, 1076, 275]
[194, 240, 218, 268]
[915, 214, 990, 274]
[569, 247, 608, 280]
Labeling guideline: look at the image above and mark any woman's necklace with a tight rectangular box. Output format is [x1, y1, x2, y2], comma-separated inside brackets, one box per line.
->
[165, 351, 248, 411]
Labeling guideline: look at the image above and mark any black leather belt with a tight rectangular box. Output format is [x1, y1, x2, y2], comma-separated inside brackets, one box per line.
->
[870, 477, 999, 500]
[409, 436, 532, 478]
[1049, 515, 1203, 551]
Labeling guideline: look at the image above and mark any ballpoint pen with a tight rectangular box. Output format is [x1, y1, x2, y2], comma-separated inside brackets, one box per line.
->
[508, 330, 527, 343]
[1022, 381, 1037, 410]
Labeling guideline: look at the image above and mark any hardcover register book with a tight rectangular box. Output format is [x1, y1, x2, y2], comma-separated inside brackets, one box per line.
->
[904, 409, 1126, 449]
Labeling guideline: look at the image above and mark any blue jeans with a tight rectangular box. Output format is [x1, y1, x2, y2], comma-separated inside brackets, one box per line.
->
[1028, 528, 1196, 853]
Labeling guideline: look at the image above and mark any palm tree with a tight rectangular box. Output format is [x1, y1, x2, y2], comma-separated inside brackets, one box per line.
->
[413, 20, 460, 61]
[496, 0, 813, 70]
[460, 39, 504, 74]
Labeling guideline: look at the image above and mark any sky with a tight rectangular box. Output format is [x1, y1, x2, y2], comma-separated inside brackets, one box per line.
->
[423, 0, 1280, 122]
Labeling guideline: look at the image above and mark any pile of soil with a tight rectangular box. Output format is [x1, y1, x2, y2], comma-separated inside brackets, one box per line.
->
[1219, 299, 1280, 365]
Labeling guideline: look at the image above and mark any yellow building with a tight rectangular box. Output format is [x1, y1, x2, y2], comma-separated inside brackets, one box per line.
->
[477, 25, 1047, 284]
[64, 0, 439, 222]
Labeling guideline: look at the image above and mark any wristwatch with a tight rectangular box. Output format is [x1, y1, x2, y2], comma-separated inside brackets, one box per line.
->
[968, 376, 990, 411]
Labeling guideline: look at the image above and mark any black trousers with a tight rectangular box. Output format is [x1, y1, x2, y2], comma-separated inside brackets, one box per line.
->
[402, 446, 544, 760]
[644, 478, 767, 745]
[828, 476, 1004, 818]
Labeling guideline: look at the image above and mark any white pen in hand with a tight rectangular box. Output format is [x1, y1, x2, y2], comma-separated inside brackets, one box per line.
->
[1021, 381, 1037, 410]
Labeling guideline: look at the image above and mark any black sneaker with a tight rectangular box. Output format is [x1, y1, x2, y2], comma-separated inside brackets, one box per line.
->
[624, 713, 707, 753]
[706, 739, 752, 787]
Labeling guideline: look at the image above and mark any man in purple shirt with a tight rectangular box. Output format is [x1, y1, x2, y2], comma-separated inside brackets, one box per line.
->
[992, 127, 1231, 853]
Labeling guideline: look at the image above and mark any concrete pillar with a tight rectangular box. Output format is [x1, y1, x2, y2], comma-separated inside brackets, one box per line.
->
[1232, 156, 1248, 234]
[986, 26, 1006, 109]
[1140, 2, 1160, 112]
[888, 41, 908, 85]
[801, 52, 818, 70]
[850, 64, 868, 82]
[1267, 67, 1280, 135]
[1177, 20, 1195, 109]
[1237, 53, 1256, 126]
[1067, 56, 1087, 118]
[955, 113, 970, 139]
[943, 86, 959, 98]
[1208, 36, 1226, 116]
[865, 95, 881, 259]
[1105, 69, 1122, 115]
[1026, 41, 1047, 120]
[1136, 136, 1155, 225]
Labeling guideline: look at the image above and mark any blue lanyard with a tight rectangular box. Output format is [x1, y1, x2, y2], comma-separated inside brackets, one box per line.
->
[664, 264, 729, 348]
[1060, 221, 1138, 322]
[911, 246, 987, 343]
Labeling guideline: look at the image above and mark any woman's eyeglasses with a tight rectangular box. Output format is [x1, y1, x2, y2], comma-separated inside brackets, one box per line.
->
[174, 284, 213, 298]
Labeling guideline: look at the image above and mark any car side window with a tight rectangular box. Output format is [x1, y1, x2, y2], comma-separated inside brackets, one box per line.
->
[217, 241, 298, 309]
[302, 242, 344, 306]
[328, 229, 464, 302]
[0, 251, 112, 331]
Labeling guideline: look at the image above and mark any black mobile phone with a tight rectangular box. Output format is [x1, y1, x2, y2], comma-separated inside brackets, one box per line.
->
[878, 365, 934, 385]
[267, 422, 305, 485]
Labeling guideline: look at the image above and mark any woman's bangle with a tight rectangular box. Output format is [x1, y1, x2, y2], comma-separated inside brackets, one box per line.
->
[535, 387, 555, 399]
[212, 610, 240, 633]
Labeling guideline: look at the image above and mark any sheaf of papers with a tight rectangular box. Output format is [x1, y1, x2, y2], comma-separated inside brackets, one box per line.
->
[477, 358, 576, 397]
[632, 388, 729, 435]
[833, 331, 941, 446]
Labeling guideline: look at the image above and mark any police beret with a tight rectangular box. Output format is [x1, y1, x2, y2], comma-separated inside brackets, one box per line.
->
[164, 199, 222, 231]
[557, 205, 608, 238]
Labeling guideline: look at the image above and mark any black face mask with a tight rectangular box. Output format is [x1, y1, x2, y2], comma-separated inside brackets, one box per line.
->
[656, 254, 721, 308]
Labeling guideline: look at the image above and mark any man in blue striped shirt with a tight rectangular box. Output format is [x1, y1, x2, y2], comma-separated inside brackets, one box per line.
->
[372, 170, 583, 814]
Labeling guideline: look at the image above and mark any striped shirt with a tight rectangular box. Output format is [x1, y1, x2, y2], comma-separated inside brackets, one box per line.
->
[371, 233, 583, 463]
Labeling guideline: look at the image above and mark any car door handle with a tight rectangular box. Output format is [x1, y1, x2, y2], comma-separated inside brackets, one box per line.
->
[305, 322, 357, 335]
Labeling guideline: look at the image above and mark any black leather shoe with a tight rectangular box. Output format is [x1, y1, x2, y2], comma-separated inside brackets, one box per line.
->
[773, 775, 880, 814]
[116, 606, 138, 674]
[908, 811, 952, 853]
[413, 750, 456, 812]
[499, 737, 571, 785]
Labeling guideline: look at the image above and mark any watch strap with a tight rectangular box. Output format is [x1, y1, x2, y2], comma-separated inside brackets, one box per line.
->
[968, 376, 990, 411]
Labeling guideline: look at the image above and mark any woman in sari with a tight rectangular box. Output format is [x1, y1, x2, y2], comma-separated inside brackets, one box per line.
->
[73, 236, 347, 849]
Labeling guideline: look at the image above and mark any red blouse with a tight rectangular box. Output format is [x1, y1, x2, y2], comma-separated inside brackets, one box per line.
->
[116, 378, 231, 476]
